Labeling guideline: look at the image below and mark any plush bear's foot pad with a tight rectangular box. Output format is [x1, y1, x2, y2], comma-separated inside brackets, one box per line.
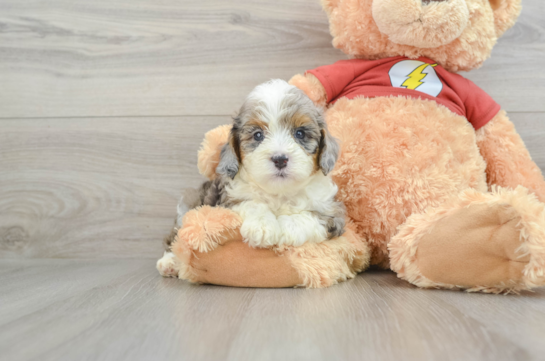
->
[390, 187, 545, 293]
[416, 203, 528, 288]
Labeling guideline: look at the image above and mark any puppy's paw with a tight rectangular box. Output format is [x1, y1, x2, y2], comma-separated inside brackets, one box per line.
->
[326, 216, 345, 239]
[277, 215, 308, 246]
[240, 218, 281, 248]
[156, 251, 179, 278]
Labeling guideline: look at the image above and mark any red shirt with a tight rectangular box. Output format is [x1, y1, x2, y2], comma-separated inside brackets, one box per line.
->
[306, 57, 501, 130]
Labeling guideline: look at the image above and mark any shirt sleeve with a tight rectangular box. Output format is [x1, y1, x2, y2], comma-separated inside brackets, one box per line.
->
[462, 78, 501, 130]
[306, 60, 357, 104]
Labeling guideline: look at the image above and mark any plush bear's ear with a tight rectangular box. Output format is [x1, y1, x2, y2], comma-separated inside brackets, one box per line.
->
[489, 0, 522, 37]
[321, 0, 340, 13]
[216, 127, 241, 179]
[489, 0, 503, 9]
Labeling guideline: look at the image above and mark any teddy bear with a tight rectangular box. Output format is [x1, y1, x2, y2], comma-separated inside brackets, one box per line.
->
[167, 0, 545, 293]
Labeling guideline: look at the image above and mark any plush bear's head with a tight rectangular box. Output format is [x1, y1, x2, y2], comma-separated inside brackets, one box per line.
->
[322, 0, 521, 72]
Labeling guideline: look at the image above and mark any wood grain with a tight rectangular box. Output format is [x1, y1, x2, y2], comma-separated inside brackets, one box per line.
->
[0, 116, 228, 259]
[0, 0, 543, 118]
[1, 113, 543, 259]
[0, 0, 342, 118]
[1, 259, 545, 361]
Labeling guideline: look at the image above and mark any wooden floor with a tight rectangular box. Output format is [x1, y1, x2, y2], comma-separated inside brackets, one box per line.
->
[1, 0, 545, 360]
[2, 261, 545, 361]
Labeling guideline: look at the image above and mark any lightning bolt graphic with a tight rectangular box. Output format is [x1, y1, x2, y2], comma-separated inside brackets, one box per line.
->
[401, 63, 431, 90]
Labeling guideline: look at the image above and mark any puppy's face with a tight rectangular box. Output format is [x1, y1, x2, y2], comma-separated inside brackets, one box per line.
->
[217, 80, 339, 194]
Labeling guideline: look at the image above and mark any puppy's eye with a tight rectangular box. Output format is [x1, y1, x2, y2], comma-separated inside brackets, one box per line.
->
[295, 129, 305, 139]
[253, 131, 264, 141]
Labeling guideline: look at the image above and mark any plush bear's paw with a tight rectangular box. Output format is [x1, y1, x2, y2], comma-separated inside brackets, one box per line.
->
[179, 206, 242, 252]
[156, 251, 179, 278]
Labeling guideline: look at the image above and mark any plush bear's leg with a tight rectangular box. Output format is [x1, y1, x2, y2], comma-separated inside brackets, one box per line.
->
[389, 187, 545, 293]
[170, 206, 370, 288]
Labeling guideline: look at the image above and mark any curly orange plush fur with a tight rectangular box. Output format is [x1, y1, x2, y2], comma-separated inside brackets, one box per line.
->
[325, 96, 488, 267]
[324, 0, 521, 72]
[171, 0, 545, 293]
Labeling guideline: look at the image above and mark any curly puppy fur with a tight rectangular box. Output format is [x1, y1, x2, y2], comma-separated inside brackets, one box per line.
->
[216, 80, 344, 248]
[162, 177, 232, 252]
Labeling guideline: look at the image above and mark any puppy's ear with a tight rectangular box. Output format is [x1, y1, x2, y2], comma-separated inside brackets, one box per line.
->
[216, 127, 241, 179]
[318, 127, 339, 175]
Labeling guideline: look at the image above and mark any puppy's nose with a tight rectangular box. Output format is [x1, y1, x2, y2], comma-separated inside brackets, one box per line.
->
[271, 155, 289, 169]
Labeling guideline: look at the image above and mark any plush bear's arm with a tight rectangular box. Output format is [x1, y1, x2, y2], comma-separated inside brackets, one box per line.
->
[289, 73, 328, 108]
[475, 110, 545, 202]
[182, 237, 305, 288]
[170, 206, 301, 287]
[171, 206, 370, 288]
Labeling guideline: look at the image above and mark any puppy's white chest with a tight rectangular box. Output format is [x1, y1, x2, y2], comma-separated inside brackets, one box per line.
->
[268, 196, 308, 216]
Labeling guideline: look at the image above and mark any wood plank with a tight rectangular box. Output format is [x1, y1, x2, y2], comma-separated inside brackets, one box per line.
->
[426, 289, 545, 357]
[1, 113, 544, 259]
[1, 259, 545, 361]
[0, 0, 543, 118]
[0, 0, 342, 118]
[0, 259, 148, 325]
[0, 116, 229, 259]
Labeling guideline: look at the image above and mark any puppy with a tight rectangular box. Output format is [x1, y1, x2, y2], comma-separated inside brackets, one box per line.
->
[157, 79, 344, 277]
